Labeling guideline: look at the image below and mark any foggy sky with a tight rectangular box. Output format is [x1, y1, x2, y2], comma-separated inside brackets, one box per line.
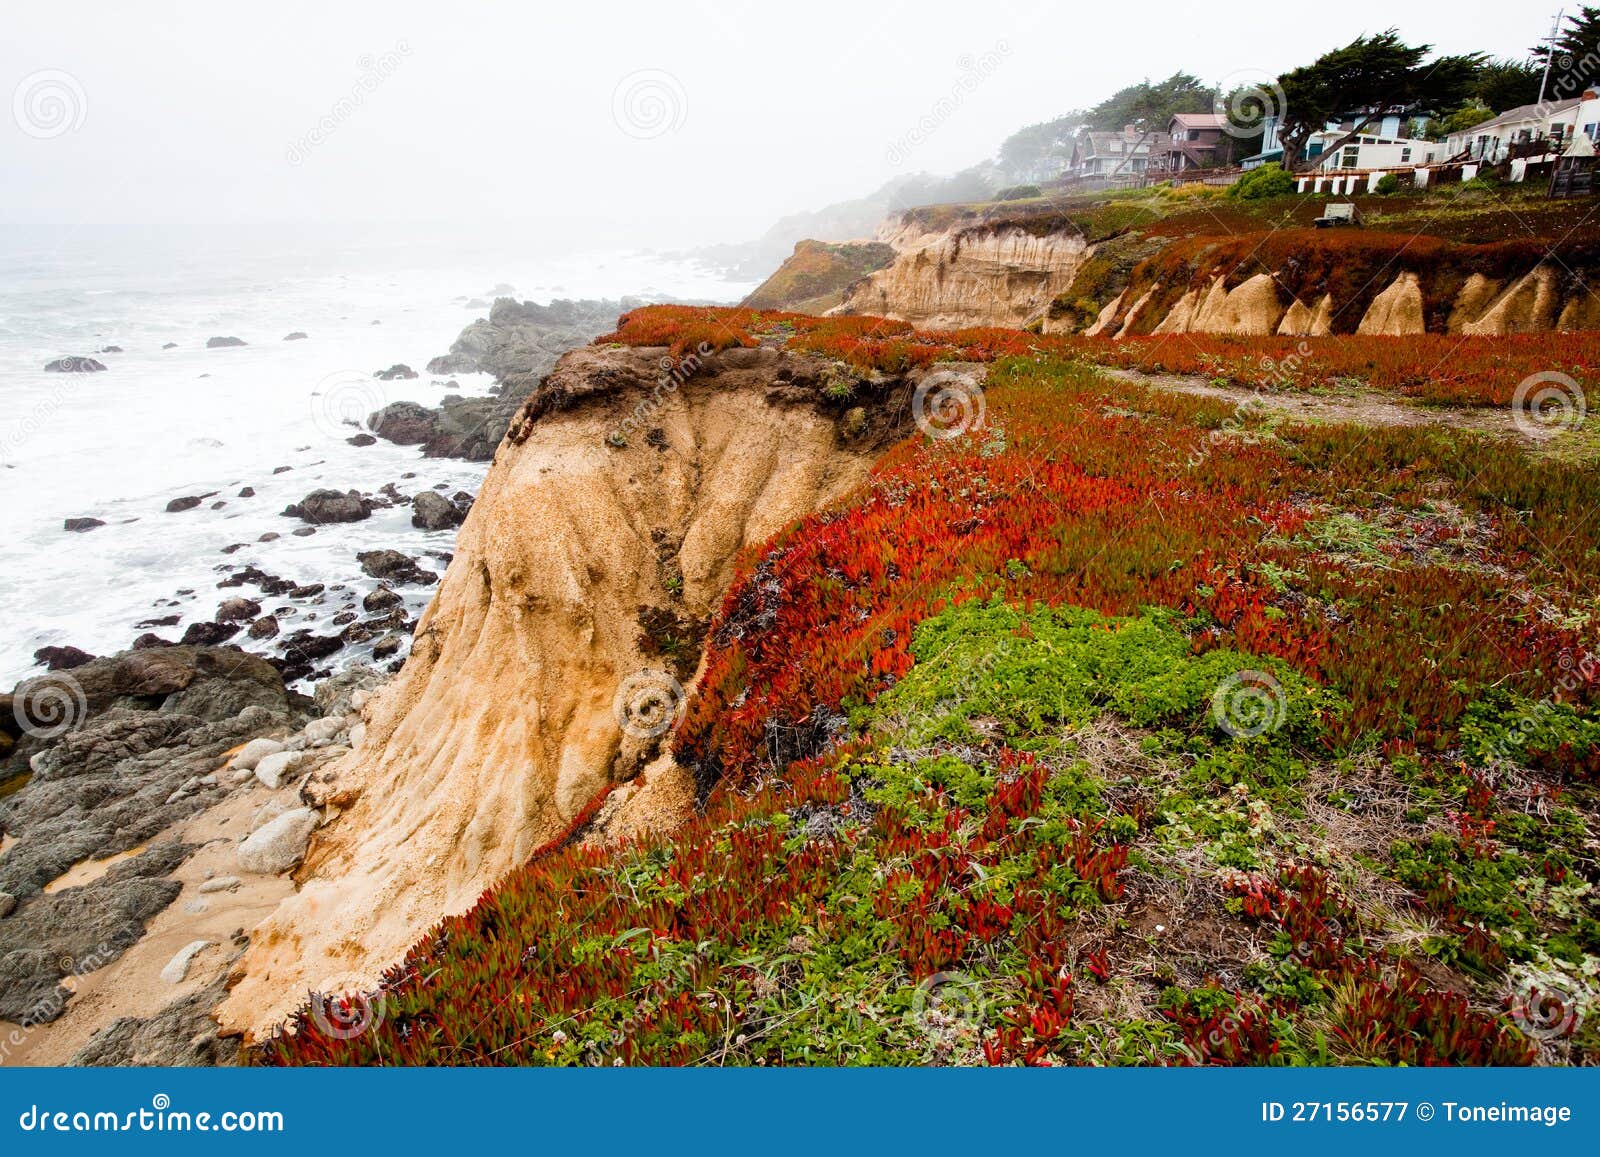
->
[1, 0, 1552, 247]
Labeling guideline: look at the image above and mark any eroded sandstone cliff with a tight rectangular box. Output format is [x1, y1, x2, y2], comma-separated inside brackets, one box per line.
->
[217, 343, 923, 1039]
[832, 216, 1090, 329]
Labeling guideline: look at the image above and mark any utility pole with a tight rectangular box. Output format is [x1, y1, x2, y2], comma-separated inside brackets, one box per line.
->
[1539, 8, 1565, 106]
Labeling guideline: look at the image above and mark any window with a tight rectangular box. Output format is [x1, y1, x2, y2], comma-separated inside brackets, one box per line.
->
[1587, 123, 1598, 140]
[1342, 147, 1360, 168]
[1400, 147, 1411, 163]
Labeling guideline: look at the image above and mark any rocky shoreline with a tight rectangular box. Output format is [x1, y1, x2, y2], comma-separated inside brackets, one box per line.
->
[0, 293, 639, 1064]
[33, 296, 630, 697]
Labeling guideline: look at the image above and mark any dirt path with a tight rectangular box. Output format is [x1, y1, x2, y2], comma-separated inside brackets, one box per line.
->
[1098, 367, 1566, 447]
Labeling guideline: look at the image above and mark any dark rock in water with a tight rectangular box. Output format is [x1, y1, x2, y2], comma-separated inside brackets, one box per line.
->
[161, 342, 178, 350]
[346, 433, 377, 447]
[216, 597, 261, 623]
[131, 633, 173, 649]
[425, 352, 479, 375]
[363, 585, 401, 613]
[179, 621, 240, 647]
[283, 488, 372, 524]
[291, 527, 316, 537]
[340, 624, 372, 646]
[34, 646, 96, 671]
[363, 608, 408, 632]
[210, 500, 226, 510]
[98, 345, 123, 354]
[135, 615, 181, 629]
[280, 631, 343, 663]
[372, 634, 404, 660]
[220, 543, 247, 555]
[238, 486, 255, 498]
[373, 364, 418, 381]
[411, 490, 465, 531]
[63, 517, 105, 533]
[272, 465, 292, 475]
[72, 974, 239, 1066]
[331, 611, 358, 627]
[283, 332, 308, 342]
[205, 336, 246, 348]
[247, 615, 280, 640]
[257, 532, 278, 543]
[44, 356, 107, 373]
[165, 496, 203, 513]
[357, 549, 435, 586]
[217, 567, 295, 596]
[368, 401, 433, 445]
[289, 583, 325, 599]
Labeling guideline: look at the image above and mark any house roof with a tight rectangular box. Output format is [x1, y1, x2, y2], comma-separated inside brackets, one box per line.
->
[1170, 112, 1228, 130]
[1466, 97, 1583, 136]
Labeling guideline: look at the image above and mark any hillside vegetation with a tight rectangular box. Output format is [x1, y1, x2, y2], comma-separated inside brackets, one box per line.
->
[264, 307, 1599, 1067]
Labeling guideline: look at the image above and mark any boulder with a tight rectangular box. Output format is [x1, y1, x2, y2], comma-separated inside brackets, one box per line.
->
[411, 490, 465, 531]
[44, 356, 107, 373]
[162, 342, 179, 350]
[373, 364, 418, 380]
[253, 749, 302, 790]
[247, 615, 280, 640]
[63, 517, 105, 532]
[199, 876, 240, 893]
[33, 645, 96, 671]
[283, 489, 372, 524]
[216, 597, 261, 623]
[166, 496, 203, 513]
[357, 550, 436, 585]
[346, 433, 376, 447]
[99, 345, 123, 354]
[425, 352, 479, 375]
[206, 336, 246, 348]
[229, 737, 284, 772]
[159, 939, 211, 984]
[283, 332, 308, 341]
[367, 401, 435, 446]
[237, 808, 319, 875]
[363, 586, 402, 613]
[0, 893, 15, 918]
[179, 621, 240, 647]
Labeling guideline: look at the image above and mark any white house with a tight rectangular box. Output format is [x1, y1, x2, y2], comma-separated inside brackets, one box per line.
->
[1444, 97, 1584, 163]
[1305, 128, 1437, 171]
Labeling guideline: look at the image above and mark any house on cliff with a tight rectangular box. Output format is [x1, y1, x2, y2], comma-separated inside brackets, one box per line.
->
[1160, 112, 1230, 171]
[1067, 125, 1172, 183]
[1443, 97, 1585, 165]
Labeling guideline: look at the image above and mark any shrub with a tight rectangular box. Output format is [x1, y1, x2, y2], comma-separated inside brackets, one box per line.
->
[1227, 162, 1294, 201]
[995, 184, 1043, 201]
[1374, 173, 1401, 195]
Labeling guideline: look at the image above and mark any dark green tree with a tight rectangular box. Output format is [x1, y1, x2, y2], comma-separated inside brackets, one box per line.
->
[1084, 72, 1215, 131]
[1473, 58, 1543, 111]
[1533, 6, 1600, 103]
[1275, 31, 1483, 170]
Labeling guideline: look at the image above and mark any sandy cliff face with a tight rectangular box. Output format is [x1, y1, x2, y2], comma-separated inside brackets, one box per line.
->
[217, 345, 891, 1039]
[833, 218, 1089, 329]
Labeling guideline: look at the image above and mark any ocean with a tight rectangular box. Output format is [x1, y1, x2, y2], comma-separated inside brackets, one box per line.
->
[0, 223, 755, 686]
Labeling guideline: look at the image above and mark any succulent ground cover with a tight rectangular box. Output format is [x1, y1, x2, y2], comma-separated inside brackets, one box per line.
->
[595, 303, 1600, 410]
[263, 310, 1599, 1066]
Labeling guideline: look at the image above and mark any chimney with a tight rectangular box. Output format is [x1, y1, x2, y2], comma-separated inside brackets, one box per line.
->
[1124, 123, 1138, 140]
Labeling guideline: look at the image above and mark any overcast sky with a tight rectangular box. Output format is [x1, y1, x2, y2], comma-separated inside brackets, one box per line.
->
[1, 0, 1553, 247]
